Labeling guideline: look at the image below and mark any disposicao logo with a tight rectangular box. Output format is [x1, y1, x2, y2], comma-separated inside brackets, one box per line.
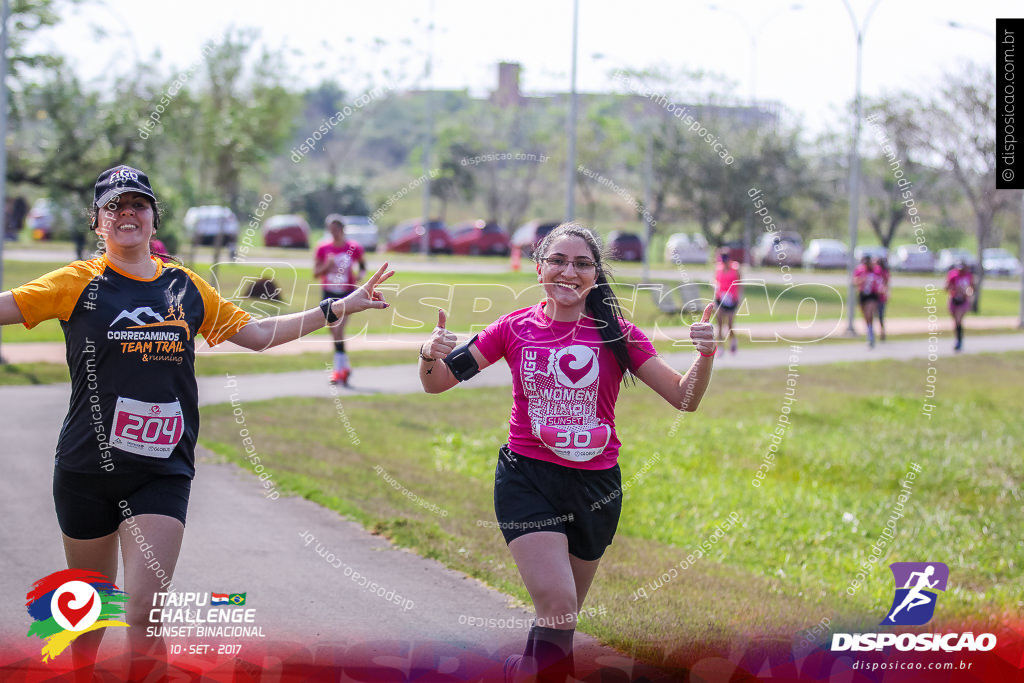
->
[25, 570, 128, 661]
[882, 562, 947, 626]
[831, 562, 996, 653]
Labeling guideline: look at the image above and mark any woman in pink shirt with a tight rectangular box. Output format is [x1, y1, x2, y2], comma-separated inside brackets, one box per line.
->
[853, 255, 882, 347]
[417, 223, 716, 681]
[714, 249, 742, 353]
[946, 261, 974, 351]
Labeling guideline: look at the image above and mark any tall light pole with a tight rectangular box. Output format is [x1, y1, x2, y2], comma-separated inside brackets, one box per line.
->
[420, 1, 436, 256]
[841, 0, 883, 335]
[0, 0, 9, 364]
[707, 3, 803, 104]
[565, 0, 579, 222]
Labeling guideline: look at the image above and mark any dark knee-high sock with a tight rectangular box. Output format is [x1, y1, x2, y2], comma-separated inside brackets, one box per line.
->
[513, 625, 574, 683]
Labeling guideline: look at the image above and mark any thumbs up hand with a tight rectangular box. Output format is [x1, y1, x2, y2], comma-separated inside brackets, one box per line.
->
[690, 303, 717, 357]
[420, 308, 459, 361]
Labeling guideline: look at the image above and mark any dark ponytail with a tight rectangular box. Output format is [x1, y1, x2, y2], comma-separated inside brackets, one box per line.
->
[535, 222, 637, 380]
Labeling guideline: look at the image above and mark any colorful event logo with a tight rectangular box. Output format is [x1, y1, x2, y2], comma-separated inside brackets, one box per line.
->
[25, 569, 128, 661]
[882, 562, 949, 626]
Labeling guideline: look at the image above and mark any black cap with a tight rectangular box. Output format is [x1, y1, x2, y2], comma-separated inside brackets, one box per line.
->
[93, 165, 157, 208]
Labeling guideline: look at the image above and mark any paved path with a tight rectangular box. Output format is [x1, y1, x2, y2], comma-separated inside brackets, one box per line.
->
[2, 333, 1022, 678]
[2, 315, 1019, 364]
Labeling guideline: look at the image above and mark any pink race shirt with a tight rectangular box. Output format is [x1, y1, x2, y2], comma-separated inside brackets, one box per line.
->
[714, 262, 742, 305]
[853, 264, 883, 295]
[474, 303, 658, 470]
[316, 240, 364, 292]
[946, 269, 974, 302]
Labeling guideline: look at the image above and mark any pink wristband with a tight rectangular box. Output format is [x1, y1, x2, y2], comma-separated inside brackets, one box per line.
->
[699, 348, 717, 358]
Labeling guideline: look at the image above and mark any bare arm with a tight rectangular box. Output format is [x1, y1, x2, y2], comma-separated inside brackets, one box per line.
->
[418, 309, 493, 393]
[634, 303, 716, 412]
[313, 254, 331, 279]
[0, 291, 26, 326]
[229, 263, 394, 351]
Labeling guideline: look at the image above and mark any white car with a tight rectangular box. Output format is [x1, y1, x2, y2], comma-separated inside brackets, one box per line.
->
[853, 245, 889, 263]
[891, 244, 935, 273]
[664, 232, 709, 264]
[753, 231, 803, 267]
[341, 215, 379, 252]
[982, 248, 1022, 276]
[935, 248, 978, 273]
[184, 206, 238, 246]
[803, 239, 849, 269]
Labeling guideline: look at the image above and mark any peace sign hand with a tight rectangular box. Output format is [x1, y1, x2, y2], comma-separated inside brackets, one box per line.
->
[333, 262, 394, 317]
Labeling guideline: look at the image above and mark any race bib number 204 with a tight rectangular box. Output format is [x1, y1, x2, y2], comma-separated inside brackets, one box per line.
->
[110, 397, 184, 458]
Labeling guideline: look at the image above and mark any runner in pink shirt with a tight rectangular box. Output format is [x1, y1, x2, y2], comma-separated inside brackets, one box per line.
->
[714, 249, 742, 353]
[876, 256, 890, 342]
[417, 223, 716, 682]
[314, 214, 366, 385]
[853, 255, 883, 348]
[946, 261, 975, 351]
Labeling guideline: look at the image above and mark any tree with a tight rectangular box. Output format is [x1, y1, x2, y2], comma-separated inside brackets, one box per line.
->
[193, 29, 302, 262]
[913, 62, 1021, 311]
[433, 98, 561, 229]
[859, 96, 940, 249]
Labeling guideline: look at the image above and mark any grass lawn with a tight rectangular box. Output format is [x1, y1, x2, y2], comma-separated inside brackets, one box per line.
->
[3, 259, 1020, 344]
[197, 352, 1023, 668]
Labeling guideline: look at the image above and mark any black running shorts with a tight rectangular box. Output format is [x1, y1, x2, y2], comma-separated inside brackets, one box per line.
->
[492, 445, 622, 562]
[53, 467, 191, 540]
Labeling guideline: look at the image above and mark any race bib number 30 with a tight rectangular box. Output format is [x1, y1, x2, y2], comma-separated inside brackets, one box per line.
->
[110, 397, 184, 458]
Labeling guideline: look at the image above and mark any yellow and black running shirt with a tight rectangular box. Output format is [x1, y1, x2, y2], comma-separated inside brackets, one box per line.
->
[11, 255, 251, 477]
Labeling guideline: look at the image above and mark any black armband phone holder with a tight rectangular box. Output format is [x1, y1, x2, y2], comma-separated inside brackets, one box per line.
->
[443, 334, 481, 381]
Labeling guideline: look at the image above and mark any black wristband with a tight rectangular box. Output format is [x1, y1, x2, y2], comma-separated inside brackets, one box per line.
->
[320, 298, 341, 324]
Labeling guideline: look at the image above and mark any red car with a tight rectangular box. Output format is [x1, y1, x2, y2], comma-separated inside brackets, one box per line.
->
[385, 219, 453, 254]
[449, 220, 510, 256]
[607, 231, 644, 262]
[262, 214, 310, 248]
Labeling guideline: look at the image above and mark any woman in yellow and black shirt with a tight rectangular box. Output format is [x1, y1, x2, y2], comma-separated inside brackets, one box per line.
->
[0, 165, 393, 674]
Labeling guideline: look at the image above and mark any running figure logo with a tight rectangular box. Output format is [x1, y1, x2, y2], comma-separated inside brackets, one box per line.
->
[882, 562, 949, 626]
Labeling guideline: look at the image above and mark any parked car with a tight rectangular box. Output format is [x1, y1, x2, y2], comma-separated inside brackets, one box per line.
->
[385, 218, 453, 254]
[982, 248, 1022, 276]
[720, 240, 749, 265]
[607, 231, 644, 262]
[262, 214, 310, 248]
[665, 232, 709, 264]
[341, 215, 379, 252]
[449, 220, 511, 256]
[511, 220, 561, 257]
[27, 198, 58, 240]
[803, 238, 849, 269]
[753, 231, 803, 267]
[935, 248, 978, 273]
[184, 206, 238, 246]
[853, 245, 889, 263]
[891, 244, 935, 272]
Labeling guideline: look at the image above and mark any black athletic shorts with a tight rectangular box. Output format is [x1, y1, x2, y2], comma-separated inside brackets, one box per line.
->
[53, 467, 191, 540]
[714, 296, 738, 312]
[858, 292, 880, 304]
[321, 288, 355, 304]
[492, 445, 622, 562]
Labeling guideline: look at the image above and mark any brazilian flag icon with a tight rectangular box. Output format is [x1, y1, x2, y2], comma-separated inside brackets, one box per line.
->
[229, 593, 246, 606]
